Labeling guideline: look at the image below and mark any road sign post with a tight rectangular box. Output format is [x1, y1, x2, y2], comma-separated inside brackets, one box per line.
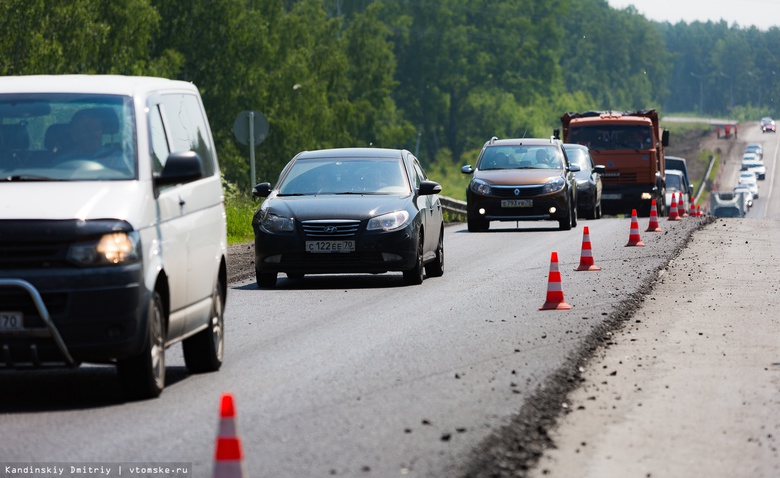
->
[233, 110, 269, 187]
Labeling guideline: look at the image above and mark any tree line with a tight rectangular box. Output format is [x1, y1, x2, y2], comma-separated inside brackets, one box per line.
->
[2, 0, 778, 189]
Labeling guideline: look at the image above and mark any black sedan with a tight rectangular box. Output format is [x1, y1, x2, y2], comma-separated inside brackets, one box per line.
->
[252, 148, 444, 287]
[563, 143, 605, 219]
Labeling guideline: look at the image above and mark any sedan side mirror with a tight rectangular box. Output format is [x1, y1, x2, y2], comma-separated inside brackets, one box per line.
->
[418, 180, 442, 196]
[593, 165, 607, 175]
[461, 165, 474, 174]
[252, 182, 272, 198]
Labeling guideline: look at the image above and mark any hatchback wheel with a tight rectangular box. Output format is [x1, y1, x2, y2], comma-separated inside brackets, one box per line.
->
[183, 280, 224, 373]
[118, 291, 165, 400]
[403, 235, 425, 285]
[467, 213, 489, 232]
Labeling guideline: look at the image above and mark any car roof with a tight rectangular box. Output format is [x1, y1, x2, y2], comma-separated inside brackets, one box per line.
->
[562, 143, 588, 150]
[295, 148, 407, 160]
[486, 137, 561, 147]
[0, 75, 198, 97]
[664, 169, 684, 177]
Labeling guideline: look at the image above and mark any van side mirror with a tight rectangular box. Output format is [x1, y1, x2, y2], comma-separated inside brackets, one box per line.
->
[154, 151, 203, 187]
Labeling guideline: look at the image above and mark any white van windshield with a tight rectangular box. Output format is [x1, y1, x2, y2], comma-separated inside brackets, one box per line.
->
[0, 94, 136, 181]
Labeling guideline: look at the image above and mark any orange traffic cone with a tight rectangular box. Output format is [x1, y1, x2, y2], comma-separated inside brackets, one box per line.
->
[668, 193, 680, 221]
[678, 193, 687, 217]
[540, 251, 571, 310]
[688, 196, 695, 217]
[214, 393, 245, 478]
[696, 204, 702, 217]
[645, 199, 662, 232]
[575, 226, 601, 271]
[625, 209, 645, 247]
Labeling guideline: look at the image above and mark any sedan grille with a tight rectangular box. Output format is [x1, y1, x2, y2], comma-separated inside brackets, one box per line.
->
[301, 220, 361, 238]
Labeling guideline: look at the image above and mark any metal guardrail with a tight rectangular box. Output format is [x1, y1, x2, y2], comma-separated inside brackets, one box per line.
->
[439, 195, 467, 221]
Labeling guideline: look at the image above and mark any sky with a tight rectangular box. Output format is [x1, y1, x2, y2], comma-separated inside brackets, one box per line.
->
[605, 0, 780, 31]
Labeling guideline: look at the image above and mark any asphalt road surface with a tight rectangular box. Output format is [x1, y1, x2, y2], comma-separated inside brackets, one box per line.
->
[0, 124, 777, 478]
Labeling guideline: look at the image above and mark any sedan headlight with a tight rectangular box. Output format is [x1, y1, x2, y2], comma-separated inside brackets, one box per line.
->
[542, 177, 566, 194]
[367, 210, 410, 231]
[258, 210, 295, 233]
[67, 232, 140, 267]
[469, 179, 491, 196]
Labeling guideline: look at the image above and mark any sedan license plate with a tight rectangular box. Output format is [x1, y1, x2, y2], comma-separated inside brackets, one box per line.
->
[306, 240, 355, 253]
[501, 199, 533, 208]
[1, 311, 23, 330]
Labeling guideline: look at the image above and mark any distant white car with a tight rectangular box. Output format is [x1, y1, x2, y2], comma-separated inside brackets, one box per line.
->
[733, 185, 754, 208]
[741, 158, 766, 180]
[738, 171, 759, 198]
[745, 143, 763, 160]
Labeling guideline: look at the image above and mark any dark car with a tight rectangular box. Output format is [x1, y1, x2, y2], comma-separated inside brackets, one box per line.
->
[665, 155, 695, 198]
[461, 137, 580, 231]
[251, 148, 444, 287]
[563, 143, 605, 219]
[760, 117, 776, 133]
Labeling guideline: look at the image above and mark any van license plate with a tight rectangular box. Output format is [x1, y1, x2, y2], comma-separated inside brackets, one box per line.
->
[306, 240, 356, 253]
[1, 312, 23, 330]
[501, 199, 532, 208]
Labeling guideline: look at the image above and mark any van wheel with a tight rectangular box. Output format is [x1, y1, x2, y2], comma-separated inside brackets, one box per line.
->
[403, 235, 425, 285]
[118, 291, 165, 400]
[183, 281, 224, 373]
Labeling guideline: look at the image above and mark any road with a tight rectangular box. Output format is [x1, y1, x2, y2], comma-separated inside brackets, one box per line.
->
[0, 125, 776, 478]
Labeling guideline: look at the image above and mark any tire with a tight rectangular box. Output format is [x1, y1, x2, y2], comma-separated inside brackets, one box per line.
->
[256, 270, 277, 288]
[571, 198, 578, 228]
[403, 234, 425, 285]
[467, 213, 489, 232]
[424, 228, 444, 278]
[117, 291, 165, 400]
[559, 212, 572, 230]
[183, 281, 224, 373]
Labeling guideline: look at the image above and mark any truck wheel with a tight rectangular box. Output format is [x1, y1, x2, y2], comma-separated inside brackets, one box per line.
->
[117, 291, 165, 400]
[183, 280, 224, 373]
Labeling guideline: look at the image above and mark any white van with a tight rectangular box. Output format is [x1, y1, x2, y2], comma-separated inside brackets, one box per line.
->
[0, 75, 228, 399]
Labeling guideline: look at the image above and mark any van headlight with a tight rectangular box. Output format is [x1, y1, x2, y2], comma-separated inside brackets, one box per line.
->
[67, 232, 140, 267]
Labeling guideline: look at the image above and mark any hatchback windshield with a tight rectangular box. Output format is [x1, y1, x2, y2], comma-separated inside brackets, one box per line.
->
[478, 145, 563, 170]
[0, 94, 136, 181]
[278, 157, 410, 195]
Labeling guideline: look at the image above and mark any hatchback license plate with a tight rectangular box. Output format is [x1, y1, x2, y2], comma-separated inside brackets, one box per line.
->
[306, 240, 356, 253]
[1, 311, 23, 330]
[501, 199, 532, 208]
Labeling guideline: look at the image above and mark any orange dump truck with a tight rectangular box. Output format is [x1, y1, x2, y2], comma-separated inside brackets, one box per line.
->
[558, 109, 669, 216]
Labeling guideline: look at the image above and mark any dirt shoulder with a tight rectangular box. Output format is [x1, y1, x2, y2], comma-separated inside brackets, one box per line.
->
[527, 217, 780, 478]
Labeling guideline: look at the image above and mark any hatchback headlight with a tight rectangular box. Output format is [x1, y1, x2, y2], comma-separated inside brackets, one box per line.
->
[469, 179, 491, 196]
[367, 210, 410, 231]
[67, 232, 140, 267]
[542, 177, 566, 194]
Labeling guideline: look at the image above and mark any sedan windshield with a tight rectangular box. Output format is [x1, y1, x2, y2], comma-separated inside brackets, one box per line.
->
[277, 157, 410, 195]
[0, 94, 136, 181]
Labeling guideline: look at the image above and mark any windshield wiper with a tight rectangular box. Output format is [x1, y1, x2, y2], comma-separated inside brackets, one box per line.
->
[3, 175, 60, 181]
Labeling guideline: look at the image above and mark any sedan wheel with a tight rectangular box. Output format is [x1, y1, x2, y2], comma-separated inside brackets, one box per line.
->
[117, 291, 165, 400]
[183, 281, 224, 373]
[424, 228, 444, 278]
[256, 270, 277, 288]
[403, 235, 425, 285]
